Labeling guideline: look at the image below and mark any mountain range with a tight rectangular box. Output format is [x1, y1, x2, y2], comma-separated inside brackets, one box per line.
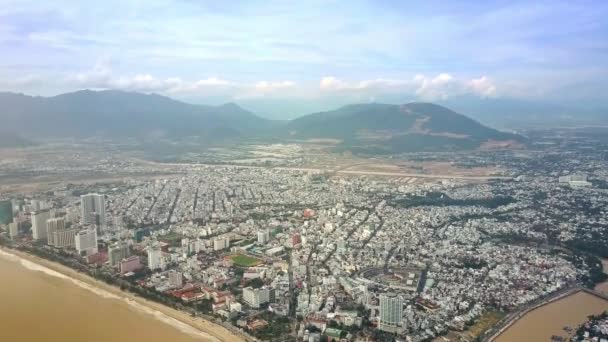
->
[0, 90, 523, 152]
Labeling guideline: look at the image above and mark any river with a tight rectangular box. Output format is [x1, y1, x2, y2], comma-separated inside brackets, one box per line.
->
[494, 290, 608, 341]
[0, 249, 214, 342]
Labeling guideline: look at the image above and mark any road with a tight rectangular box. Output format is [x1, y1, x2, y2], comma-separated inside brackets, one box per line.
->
[133, 158, 513, 181]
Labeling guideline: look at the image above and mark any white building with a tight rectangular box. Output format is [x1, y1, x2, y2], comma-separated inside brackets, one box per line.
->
[265, 246, 284, 256]
[147, 245, 164, 270]
[54, 228, 76, 248]
[169, 270, 183, 288]
[379, 293, 404, 332]
[46, 217, 65, 246]
[80, 193, 106, 227]
[108, 242, 130, 266]
[75, 228, 98, 256]
[243, 287, 271, 309]
[213, 237, 230, 251]
[30, 199, 47, 211]
[257, 230, 270, 244]
[8, 222, 19, 239]
[31, 210, 51, 241]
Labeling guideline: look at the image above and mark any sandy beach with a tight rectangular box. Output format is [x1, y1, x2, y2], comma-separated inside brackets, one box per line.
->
[0, 247, 246, 342]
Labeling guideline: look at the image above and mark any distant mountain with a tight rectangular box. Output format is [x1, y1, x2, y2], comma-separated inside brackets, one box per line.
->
[283, 102, 523, 153]
[0, 90, 522, 153]
[0, 90, 268, 139]
[0, 131, 34, 148]
[439, 96, 608, 129]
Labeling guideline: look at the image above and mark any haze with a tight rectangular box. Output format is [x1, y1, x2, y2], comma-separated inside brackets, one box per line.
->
[1, 0, 607, 119]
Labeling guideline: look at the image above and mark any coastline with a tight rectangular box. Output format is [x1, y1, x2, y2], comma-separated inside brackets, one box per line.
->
[0, 246, 246, 342]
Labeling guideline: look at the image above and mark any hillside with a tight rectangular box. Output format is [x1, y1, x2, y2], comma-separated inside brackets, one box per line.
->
[0, 90, 268, 139]
[284, 102, 523, 152]
[0, 132, 35, 148]
[0, 90, 522, 152]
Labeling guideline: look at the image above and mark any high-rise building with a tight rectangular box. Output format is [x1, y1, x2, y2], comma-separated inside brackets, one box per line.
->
[379, 293, 404, 332]
[119, 256, 141, 274]
[30, 199, 47, 212]
[80, 193, 105, 227]
[292, 233, 302, 246]
[168, 270, 183, 288]
[31, 210, 51, 241]
[54, 228, 76, 248]
[147, 245, 164, 270]
[11, 199, 21, 213]
[8, 222, 19, 239]
[0, 200, 13, 225]
[108, 242, 131, 266]
[75, 228, 98, 256]
[46, 217, 65, 246]
[213, 237, 230, 251]
[243, 287, 271, 309]
[257, 230, 270, 244]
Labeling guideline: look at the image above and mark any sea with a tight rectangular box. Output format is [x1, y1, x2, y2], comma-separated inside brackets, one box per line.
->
[0, 248, 211, 342]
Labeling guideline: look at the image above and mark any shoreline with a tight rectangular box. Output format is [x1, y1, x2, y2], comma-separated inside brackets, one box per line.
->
[486, 287, 608, 341]
[0, 246, 246, 342]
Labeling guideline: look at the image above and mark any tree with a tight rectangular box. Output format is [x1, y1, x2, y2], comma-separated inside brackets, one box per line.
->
[248, 277, 265, 289]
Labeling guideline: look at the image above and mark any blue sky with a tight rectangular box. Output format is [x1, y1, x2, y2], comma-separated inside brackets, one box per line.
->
[1, 0, 607, 116]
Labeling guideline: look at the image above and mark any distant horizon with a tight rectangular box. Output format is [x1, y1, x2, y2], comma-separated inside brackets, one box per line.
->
[2, 1, 608, 119]
[2, 87, 605, 124]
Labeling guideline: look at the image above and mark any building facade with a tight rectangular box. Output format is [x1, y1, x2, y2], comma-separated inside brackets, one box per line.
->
[243, 287, 271, 309]
[213, 237, 230, 251]
[379, 293, 404, 332]
[8, 221, 19, 239]
[108, 242, 131, 266]
[46, 217, 65, 246]
[257, 230, 270, 244]
[80, 193, 105, 227]
[54, 228, 77, 248]
[75, 228, 98, 256]
[147, 245, 164, 270]
[169, 270, 183, 288]
[119, 256, 141, 274]
[0, 200, 13, 225]
[31, 210, 51, 241]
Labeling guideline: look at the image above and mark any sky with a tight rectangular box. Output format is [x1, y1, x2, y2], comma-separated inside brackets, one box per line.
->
[1, 0, 607, 118]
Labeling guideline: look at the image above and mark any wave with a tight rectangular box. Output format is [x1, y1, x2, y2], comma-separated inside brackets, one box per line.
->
[0, 248, 220, 342]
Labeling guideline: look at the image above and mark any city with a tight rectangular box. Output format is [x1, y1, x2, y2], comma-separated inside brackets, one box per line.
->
[1, 127, 608, 341]
[2, 1, 608, 341]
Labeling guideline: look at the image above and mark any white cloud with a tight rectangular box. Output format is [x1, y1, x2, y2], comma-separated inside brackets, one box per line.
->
[255, 80, 295, 90]
[67, 63, 238, 95]
[70, 60, 112, 87]
[235, 80, 297, 99]
[165, 77, 235, 94]
[320, 76, 412, 91]
[320, 73, 497, 100]
[65, 63, 298, 99]
[320, 76, 349, 91]
[414, 73, 459, 100]
[467, 76, 497, 97]
[357, 78, 411, 89]
[194, 77, 233, 87]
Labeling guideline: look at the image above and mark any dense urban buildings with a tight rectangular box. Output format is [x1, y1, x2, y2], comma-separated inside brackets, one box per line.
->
[1, 127, 608, 341]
